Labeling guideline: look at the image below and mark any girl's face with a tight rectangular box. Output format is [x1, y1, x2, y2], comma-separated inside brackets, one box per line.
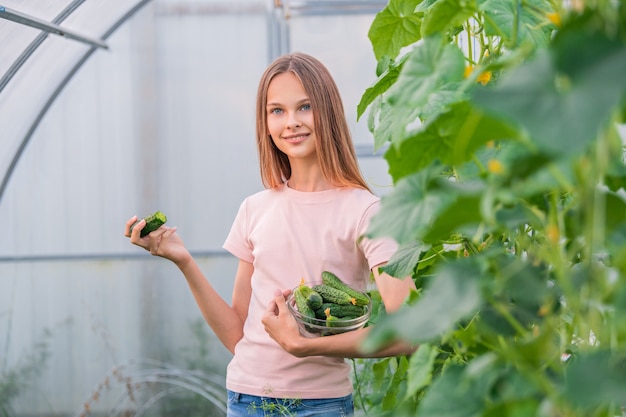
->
[266, 72, 317, 163]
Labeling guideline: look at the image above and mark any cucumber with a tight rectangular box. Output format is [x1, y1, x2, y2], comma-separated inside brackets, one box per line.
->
[130, 211, 167, 237]
[314, 303, 365, 320]
[323, 308, 341, 328]
[312, 284, 356, 306]
[321, 271, 370, 306]
[294, 287, 316, 320]
[296, 284, 323, 310]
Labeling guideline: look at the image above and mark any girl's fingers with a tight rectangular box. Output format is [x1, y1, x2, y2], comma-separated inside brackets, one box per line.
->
[124, 216, 138, 237]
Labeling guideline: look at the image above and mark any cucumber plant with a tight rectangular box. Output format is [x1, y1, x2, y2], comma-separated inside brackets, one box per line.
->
[354, 0, 626, 416]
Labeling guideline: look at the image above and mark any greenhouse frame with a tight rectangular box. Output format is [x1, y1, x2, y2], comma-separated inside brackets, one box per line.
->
[0, 0, 391, 415]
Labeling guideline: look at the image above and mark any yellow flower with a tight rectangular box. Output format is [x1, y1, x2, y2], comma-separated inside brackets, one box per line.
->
[547, 12, 561, 27]
[546, 224, 560, 243]
[464, 65, 491, 85]
[487, 159, 504, 174]
[477, 71, 492, 85]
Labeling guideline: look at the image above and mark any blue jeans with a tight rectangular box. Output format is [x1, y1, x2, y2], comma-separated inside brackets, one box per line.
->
[226, 390, 354, 417]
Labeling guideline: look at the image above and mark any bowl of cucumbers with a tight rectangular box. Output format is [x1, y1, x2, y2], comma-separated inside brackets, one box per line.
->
[287, 271, 371, 337]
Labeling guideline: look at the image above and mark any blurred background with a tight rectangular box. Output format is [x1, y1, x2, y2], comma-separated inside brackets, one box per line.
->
[0, 0, 392, 415]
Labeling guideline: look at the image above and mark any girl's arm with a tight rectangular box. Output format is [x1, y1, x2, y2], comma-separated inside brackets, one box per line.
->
[126, 216, 252, 354]
[262, 264, 418, 358]
[178, 257, 253, 354]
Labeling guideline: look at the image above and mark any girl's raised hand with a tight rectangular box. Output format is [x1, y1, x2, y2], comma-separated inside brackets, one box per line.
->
[124, 216, 191, 267]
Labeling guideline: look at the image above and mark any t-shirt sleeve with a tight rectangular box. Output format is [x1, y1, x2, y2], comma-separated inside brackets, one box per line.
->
[357, 200, 398, 270]
[223, 198, 255, 263]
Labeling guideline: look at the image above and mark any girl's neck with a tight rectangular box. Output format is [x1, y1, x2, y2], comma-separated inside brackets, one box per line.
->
[286, 166, 333, 192]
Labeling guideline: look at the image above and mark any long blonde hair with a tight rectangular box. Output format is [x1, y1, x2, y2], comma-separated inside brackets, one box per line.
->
[255, 52, 371, 191]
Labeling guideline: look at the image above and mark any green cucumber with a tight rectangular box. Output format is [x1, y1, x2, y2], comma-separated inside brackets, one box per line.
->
[321, 271, 370, 306]
[312, 284, 356, 305]
[314, 303, 365, 320]
[296, 284, 323, 310]
[323, 308, 341, 328]
[130, 211, 167, 237]
[294, 287, 316, 321]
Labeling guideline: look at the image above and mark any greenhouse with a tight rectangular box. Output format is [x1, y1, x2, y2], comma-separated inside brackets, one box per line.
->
[2, 0, 626, 416]
[0, 0, 390, 415]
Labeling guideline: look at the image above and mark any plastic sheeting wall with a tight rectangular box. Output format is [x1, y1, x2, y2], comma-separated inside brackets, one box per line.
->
[0, 0, 388, 415]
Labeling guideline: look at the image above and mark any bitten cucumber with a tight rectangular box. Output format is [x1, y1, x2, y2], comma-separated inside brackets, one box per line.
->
[321, 271, 370, 306]
[130, 211, 167, 237]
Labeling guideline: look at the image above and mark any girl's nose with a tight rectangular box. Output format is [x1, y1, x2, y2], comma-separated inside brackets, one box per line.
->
[286, 113, 302, 129]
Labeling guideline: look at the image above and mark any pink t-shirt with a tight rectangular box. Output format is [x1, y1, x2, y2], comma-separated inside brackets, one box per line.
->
[222, 183, 397, 399]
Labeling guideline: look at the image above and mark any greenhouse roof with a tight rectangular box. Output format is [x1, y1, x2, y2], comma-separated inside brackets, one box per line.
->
[0, 0, 153, 205]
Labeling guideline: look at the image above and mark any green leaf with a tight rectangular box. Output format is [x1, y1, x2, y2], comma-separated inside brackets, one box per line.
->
[604, 189, 626, 233]
[421, 0, 477, 38]
[405, 344, 438, 399]
[494, 203, 543, 230]
[370, 357, 393, 392]
[366, 167, 456, 245]
[381, 241, 431, 278]
[362, 258, 483, 350]
[563, 350, 626, 411]
[368, 0, 423, 61]
[383, 356, 410, 410]
[388, 36, 465, 120]
[472, 32, 626, 158]
[423, 180, 485, 242]
[384, 102, 518, 182]
[480, 0, 555, 48]
[417, 364, 484, 417]
[373, 99, 421, 151]
[357, 57, 405, 120]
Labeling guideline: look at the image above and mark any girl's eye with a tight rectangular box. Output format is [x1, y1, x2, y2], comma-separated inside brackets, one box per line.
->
[300, 103, 311, 111]
[270, 108, 283, 115]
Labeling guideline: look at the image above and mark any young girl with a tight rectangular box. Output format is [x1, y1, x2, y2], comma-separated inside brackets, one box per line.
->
[126, 52, 416, 416]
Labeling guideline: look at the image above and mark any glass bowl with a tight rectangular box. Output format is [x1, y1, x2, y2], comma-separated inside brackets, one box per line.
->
[286, 282, 372, 337]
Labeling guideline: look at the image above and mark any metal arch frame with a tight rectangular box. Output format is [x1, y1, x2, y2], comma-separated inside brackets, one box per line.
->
[0, 0, 154, 208]
[0, 5, 108, 49]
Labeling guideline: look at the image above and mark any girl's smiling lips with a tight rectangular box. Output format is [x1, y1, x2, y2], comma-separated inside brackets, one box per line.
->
[282, 133, 309, 143]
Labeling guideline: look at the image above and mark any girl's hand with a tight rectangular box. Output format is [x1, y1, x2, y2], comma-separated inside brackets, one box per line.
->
[262, 289, 307, 357]
[124, 216, 191, 267]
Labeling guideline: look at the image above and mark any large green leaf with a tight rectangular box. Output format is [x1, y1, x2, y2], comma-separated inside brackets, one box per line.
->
[563, 350, 626, 411]
[415, 364, 484, 417]
[421, 0, 477, 37]
[366, 167, 456, 245]
[388, 36, 465, 117]
[480, 0, 554, 48]
[362, 258, 483, 350]
[603, 189, 626, 233]
[405, 344, 437, 399]
[371, 37, 466, 150]
[384, 102, 518, 182]
[423, 179, 485, 242]
[368, 0, 424, 61]
[472, 31, 626, 158]
[372, 98, 422, 151]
